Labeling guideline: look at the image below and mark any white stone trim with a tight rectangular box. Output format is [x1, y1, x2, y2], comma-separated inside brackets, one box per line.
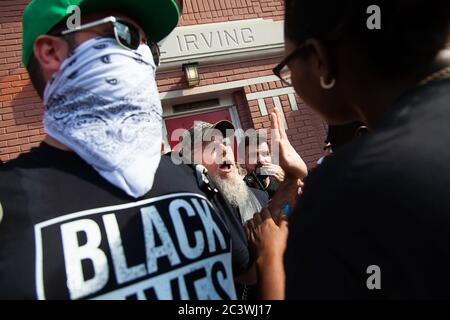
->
[160, 75, 279, 101]
[245, 87, 296, 101]
[257, 99, 268, 116]
[288, 93, 299, 111]
[158, 48, 284, 72]
[164, 104, 230, 119]
[273, 96, 288, 129]
[229, 106, 244, 141]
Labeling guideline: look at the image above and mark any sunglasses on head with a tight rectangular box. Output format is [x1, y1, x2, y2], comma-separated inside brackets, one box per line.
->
[59, 16, 161, 66]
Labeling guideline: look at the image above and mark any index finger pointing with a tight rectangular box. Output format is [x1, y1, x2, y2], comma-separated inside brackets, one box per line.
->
[270, 112, 281, 141]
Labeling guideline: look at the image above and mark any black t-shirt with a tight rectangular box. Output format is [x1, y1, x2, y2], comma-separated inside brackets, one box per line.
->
[286, 77, 450, 299]
[0, 143, 248, 300]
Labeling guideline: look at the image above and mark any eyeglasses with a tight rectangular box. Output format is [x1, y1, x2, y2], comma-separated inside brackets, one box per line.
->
[59, 16, 161, 66]
[272, 45, 305, 86]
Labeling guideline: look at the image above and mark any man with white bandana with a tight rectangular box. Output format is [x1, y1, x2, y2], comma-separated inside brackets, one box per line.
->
[0, 0, 239, 300]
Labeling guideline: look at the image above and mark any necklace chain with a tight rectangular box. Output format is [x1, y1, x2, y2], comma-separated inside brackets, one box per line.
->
[418, 66, 450, 86]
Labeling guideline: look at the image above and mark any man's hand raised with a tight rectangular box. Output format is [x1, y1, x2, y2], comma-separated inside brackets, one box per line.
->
[270, 108, 308, 180]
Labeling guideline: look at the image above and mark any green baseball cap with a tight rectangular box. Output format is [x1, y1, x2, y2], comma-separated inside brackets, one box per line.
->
[22, 0, 182, 67]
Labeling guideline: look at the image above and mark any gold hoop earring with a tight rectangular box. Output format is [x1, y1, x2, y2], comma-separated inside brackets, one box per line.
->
[320, 76, 336, 90]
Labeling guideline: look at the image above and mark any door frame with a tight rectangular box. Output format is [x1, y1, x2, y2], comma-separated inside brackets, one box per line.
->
[162, 105, 243, 153]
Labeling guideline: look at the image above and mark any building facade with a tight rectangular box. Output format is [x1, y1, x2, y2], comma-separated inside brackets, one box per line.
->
[0, 0, 328, 167]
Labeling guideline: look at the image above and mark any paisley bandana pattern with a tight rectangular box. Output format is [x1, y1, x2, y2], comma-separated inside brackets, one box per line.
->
[44, 37, 163, 198]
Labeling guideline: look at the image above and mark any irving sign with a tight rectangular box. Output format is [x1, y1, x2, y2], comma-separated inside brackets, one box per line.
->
[159, 18, 284, 68]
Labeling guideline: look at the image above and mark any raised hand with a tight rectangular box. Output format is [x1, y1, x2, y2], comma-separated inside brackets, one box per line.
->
[270, 108, 308, 180]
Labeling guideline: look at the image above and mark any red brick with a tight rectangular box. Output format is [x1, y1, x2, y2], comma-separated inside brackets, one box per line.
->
[0, 145, 20, 155]
[0, 51, 15, 59]
[0, 82, 11, 89]
[0, 0, 327, 165]
[1, 112, 17, 120]
[8, 152, 21, 159]
[0, 132, 18, 141]
[11, 79, 30, 87]
[0, 94, 12, 102]
[30, 135, 45, 143]
[1, 86, 22, 94]
[18, 129, 40, 138]
[14, 115, 41, 125]
[27, 121, 43, 129]
[6, 56, 21, 63]
[24, 109, 43, 117]
[6, 44, 21, 52]
[269, 82, 278, 90]
[0, 39, 19, 46]
[1, 22, 22, 28]
[9, 67, 27, 75]
[0, 75, 20, 83]
[4, 32, 21, 40]
[5, 124, 27, 133]
[4, 96, 41, 107]
[7, 137, 29, 147]
[0, 28, 14, 35]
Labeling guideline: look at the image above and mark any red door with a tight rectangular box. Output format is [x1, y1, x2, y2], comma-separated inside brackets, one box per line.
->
[165, 109, 232, 149]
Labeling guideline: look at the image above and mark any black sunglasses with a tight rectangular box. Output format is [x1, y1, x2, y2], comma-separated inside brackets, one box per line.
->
[59, 16, 161, 66]
[272, 45, 306, 86]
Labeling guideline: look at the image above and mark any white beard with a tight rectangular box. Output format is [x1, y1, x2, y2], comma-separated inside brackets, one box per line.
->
[212, 170, 263, 224]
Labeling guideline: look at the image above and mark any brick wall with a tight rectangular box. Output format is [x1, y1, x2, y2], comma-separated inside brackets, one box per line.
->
[0, 0, 45, 162]
[180, 0, 284, 25]
[243, 81, 327, 166]
[162, 0, 326, 167]
[0, 0, 326, 167]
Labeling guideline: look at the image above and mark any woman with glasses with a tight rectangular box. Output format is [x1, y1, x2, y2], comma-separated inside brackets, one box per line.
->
[247, 0, 450, 299]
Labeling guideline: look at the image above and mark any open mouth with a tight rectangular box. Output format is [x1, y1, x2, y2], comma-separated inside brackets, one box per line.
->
[219, 162, 233, 173]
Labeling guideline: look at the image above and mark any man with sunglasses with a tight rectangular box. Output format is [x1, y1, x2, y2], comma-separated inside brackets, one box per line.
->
[0, 0, 238, 300]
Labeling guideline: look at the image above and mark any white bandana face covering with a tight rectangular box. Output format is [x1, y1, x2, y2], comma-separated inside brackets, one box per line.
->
[44, 37, 162, 198]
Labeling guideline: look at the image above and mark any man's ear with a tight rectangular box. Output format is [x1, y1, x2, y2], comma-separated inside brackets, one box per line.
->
[33, 35, 70, 81]
[304, 38, 335, 84]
